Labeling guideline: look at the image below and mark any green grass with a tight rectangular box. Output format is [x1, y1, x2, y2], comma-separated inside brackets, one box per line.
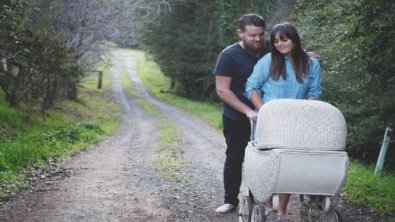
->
[120, 69, 187, 181]
[128, 49, 395, 217]
[129, 50, 223, 131]
[154, 115, 188, 181]
[344, 161, 395, 214]
[0, 60, 121, 197]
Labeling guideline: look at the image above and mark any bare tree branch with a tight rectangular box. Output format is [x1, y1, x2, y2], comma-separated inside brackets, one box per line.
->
[28, 0, 198, 70]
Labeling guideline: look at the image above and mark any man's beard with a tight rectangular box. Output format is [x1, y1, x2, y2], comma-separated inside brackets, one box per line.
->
[242, 39, 265, 55]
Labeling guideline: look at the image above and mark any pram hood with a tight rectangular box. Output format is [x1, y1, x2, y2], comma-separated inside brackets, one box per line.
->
[254, 99, 347, 151]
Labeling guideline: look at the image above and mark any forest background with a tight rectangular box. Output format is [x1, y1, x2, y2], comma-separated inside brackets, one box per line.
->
[138, 0, 395, 166]
[0, 0, 394, 215]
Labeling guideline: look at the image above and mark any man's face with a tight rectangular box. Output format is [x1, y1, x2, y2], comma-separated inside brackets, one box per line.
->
[238, 25, 265, 54]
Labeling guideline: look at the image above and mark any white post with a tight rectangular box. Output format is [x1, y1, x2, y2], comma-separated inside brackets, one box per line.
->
[374, 127, 393, 174]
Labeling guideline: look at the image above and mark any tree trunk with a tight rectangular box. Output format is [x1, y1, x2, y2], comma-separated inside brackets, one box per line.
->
[67, 83, 77, 100]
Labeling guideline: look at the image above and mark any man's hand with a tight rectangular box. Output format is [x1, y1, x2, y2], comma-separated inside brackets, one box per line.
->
[246, 110, 258, 122]
[305, 46, 320, 59]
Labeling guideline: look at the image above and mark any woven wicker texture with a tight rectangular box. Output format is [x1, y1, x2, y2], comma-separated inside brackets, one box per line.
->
[243, 144, 349, 203]
[243, 144, 278, 202]
[255, 99, 347, 151]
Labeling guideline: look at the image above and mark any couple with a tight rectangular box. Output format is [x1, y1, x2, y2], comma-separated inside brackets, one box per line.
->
[214, 13, 321, 220]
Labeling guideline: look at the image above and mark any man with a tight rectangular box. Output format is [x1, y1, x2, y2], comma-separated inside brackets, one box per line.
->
[213, 13, 270, 214]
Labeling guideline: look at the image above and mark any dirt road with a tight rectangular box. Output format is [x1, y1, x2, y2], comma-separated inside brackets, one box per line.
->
[0, 51, 391, 222]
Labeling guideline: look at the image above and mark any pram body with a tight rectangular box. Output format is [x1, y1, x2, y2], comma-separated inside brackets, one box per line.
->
[239, 99, 348, 222]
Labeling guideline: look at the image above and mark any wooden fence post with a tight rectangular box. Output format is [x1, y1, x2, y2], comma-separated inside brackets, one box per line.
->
[97, 71, 103, 89]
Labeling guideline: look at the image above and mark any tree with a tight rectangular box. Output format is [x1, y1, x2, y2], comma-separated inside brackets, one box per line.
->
[0, 1, 82, 109]
[139, 0, 279, 100]
[0, 0, 197, 109]
[139, 1, 219, 100]
[292, 0, 395, 164]
[29, 0, 199, 100]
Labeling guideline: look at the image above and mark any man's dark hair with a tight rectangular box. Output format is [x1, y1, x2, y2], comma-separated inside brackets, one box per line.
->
[237, 13, 266, 31]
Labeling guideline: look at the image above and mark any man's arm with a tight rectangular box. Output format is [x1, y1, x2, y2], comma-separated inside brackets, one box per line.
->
[215, 75, 257, 120]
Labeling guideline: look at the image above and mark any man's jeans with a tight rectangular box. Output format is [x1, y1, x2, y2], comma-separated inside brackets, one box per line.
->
[222, 115, 251, 206]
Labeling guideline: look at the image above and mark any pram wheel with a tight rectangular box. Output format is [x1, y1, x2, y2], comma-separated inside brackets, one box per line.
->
[238, 196, 253, 222]
[299, 194, 343, 222]
[251, 204, 266, 222]
[323, 208, 343, 222]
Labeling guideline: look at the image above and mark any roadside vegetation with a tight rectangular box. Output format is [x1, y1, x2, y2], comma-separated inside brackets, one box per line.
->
[0, 64, 121, 198]
[130, 51, 223, 131]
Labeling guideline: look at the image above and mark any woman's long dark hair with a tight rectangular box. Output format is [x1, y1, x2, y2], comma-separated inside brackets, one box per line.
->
[270, 22, 309, 83]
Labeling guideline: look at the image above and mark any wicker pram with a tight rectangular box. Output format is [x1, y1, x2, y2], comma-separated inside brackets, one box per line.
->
[239, 99, 348, 222]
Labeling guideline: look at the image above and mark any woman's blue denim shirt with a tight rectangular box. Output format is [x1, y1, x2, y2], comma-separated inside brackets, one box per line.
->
[244, 53, 321, 103]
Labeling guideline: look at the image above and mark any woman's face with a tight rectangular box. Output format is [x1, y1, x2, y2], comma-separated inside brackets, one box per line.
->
[273, 33, 294, 57]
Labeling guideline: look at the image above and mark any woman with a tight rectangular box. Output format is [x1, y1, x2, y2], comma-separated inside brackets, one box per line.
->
[244, 22, 321, 221]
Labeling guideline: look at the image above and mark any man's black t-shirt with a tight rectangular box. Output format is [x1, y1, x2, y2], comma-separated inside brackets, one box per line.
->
[213, 40, 271, 119]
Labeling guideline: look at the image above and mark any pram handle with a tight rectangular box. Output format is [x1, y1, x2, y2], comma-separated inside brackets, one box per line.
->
[250, 120, 257, 144]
